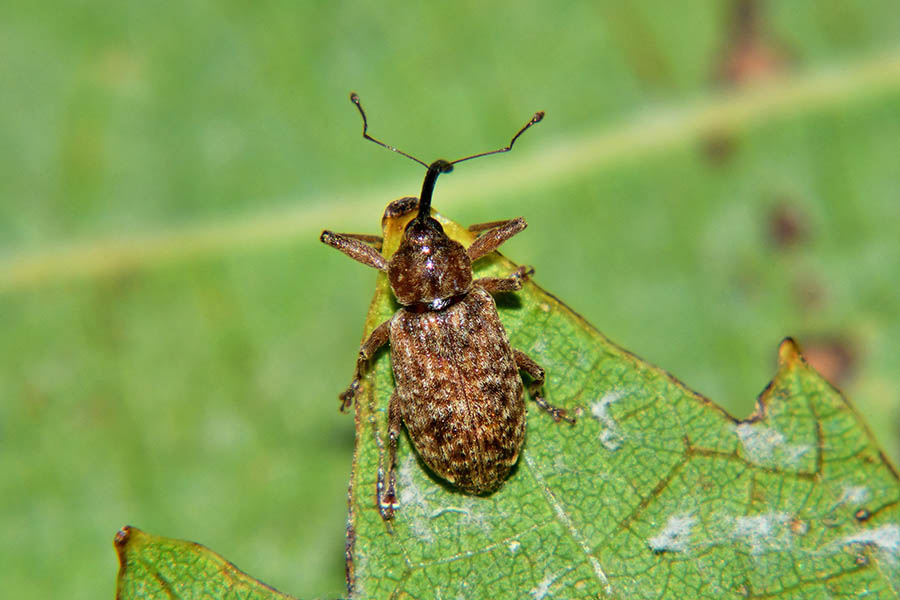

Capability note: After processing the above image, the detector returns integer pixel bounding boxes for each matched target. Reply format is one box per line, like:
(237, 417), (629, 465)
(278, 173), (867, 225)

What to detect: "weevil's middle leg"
(513, 349), (576, 425)
(377, 392), (403, 520)
(476, 265), (535, 294)
(466, 217), (527, 262)
(339, 320), (391, 411)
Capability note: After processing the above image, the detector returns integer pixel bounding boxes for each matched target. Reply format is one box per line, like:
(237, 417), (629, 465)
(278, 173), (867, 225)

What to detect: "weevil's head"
(387, 160), (472, 309)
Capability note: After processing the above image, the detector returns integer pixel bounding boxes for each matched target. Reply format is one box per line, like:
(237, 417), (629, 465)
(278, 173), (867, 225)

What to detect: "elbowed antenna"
(447, 110), (544, 166)
(350, 92), (428, 168)
(349, 92), (545, 222)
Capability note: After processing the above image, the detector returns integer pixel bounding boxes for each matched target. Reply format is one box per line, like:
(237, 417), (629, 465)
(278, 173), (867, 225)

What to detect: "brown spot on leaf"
(703, 0), (789, 165)
(789, 517), (808, 535)
(715, 0), (786, 88)
(700, 133), (738, 164)
(799, 336), (857, 389)
(768, 200), (809, 250)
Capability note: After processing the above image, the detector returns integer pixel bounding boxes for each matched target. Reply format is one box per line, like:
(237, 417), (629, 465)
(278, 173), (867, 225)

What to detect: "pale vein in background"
(2, 49), (900, 293)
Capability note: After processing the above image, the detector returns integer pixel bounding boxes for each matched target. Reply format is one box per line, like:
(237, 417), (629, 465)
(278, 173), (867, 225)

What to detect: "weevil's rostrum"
(321, 93), (573, 519)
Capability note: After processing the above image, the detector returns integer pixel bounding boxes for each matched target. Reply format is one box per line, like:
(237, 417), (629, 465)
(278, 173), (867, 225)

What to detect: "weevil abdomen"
(390, 286), (526, 493)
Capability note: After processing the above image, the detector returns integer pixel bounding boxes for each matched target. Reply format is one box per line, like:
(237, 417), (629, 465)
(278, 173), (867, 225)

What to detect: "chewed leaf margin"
(344, 201), (900, 599)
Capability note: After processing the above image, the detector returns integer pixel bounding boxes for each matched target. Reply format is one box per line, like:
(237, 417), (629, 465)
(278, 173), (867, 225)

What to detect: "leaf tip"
(113, 526), (142, 568)
(114, 526), (132, 555)
(777, 337), (803, 368)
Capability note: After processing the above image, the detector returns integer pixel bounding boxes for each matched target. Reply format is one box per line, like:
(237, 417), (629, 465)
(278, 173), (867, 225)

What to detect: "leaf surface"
(114, 526), (297, 600)
(346, 205), (900, 599)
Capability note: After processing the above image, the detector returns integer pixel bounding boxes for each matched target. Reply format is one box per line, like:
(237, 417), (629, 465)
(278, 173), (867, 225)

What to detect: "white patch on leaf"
(398, 454), (434, 542)
(508, 540), (521, 553)
(399, 458), (492, 534)
(840, 525), (900, 554)
(838, 486), (870, 506)
(733, 422), (810, 465)
(429, 506), (470, 519)
(590, 390), (626, 451)
(648, 514), (697, 553)
(529, 568), (571, 600)
(731, 513), (790, 554)
(733, 423), (782, 460)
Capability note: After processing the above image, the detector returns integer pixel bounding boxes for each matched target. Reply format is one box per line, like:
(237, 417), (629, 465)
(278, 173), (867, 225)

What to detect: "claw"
(556, 409), (576, 426)
(511, 265), (535, 281)
(339, 380), (359, 411)
(378, 491), (399, 520)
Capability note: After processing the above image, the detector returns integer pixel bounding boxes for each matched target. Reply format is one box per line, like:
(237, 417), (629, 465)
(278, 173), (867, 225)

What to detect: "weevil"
(321, 93), (574, 519)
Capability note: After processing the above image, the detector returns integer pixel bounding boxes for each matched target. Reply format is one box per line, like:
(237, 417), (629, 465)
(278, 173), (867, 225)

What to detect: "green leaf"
(114, 526), (297, 600)
(347, 206), (900, 599)
(4, 3), (900, 598)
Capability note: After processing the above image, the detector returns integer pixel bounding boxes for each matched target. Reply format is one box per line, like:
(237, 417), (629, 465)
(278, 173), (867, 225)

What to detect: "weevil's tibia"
(378, 393), (403, 520)
(320, 231), (388, 272)
(339, 320), (391, 411)
(468, 219), (522, 233)
(476, 265), (534, 294)
(466, 217), (527, 262)
(337, 232), (384, 251)
(513, 349), (576, 424)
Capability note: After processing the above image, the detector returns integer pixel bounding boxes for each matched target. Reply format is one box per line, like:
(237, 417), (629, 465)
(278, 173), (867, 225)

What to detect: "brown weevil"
(321, 93), (574, 519)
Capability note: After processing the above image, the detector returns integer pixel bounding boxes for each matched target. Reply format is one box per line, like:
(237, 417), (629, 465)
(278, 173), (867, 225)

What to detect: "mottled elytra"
(321, 93), (573, 520)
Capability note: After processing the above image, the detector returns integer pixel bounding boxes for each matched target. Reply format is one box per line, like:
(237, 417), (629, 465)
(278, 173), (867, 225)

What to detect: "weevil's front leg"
(339, 232), (384, 251)
(513, 349), (576, 425)
(466, 217), (527, 262)
(321, 230), (388, 271)
(339, 320), (391, 411)
(468, 219), (523, 233)
(377, 392), (403, 520)
(476, 265), (535, 293)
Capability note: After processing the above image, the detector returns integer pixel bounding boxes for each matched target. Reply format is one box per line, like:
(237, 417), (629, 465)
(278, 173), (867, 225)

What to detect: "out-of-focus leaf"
(114, 526), (297, 600)
(345, 205), (900, 599)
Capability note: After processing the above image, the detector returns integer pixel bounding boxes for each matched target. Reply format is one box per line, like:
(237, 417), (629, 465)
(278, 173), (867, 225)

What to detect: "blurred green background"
(2, 1), (899, 598)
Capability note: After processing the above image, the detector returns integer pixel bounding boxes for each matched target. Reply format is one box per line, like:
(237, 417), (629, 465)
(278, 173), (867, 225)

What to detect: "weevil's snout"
(388, 217), (472, 307)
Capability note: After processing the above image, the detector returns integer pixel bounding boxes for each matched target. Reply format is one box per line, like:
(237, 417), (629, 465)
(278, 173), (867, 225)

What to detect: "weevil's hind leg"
(321, 230), (388, 271)
(466, 217), (527, 262)
(339, 320), (391, 411)
(513, 349), (576, 425)
(476, 265), (535, 294)
(377, 392), (403, 520)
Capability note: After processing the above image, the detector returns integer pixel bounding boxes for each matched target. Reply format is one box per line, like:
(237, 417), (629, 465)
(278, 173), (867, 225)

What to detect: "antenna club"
(532, 111), (545, 123)
(350, 92), (360, 104)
